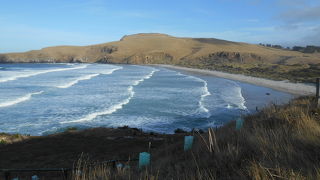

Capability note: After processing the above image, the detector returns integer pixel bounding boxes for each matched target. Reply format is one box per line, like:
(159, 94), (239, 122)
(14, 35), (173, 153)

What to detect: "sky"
(0, 0), (319, 53)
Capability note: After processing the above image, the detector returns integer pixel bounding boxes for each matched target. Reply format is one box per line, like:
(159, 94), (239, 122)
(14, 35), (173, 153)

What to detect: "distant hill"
(1, 33), (320, 82)
(0, 33), (318, 64)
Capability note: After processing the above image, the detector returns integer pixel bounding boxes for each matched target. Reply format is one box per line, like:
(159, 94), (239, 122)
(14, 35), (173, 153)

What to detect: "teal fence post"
(184, 136), (194, 151)
(138, 152), (150, 169)
(236, 118), (244, 130)
(31, 175), (39, 180)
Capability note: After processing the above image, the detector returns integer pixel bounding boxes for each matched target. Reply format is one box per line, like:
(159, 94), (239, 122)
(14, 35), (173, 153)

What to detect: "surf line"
(61, 69), (159, 124)
(224, 80), (248, 110)
(176, 72), (212, 117)
(103, 66), (123, 75)
(56, 73), (100, 88)
(0, 64), (89, 83)
(56, 66), (122, 89)
(0, 91), (44, 108)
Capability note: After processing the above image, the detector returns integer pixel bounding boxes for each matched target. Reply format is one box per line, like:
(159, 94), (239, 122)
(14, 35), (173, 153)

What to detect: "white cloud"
(279, 5), (320, 23)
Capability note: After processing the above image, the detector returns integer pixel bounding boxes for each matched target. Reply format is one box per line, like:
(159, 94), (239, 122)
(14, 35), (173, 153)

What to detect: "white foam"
(102, 67), (123, 75)
(133, 69), (158, 85)
(177, 72), (212, 117)
(0, 91), (43, 108)
(62, 86), (135, 124)
(56, 66), (122, 88)
(235, 85), (247, 110)
(56, 73), (100, 88)
(220, 80), (248, 110)
(61, 69), (158, 124)
(0, 64), (89, 83)
(199, 80), (211, 114)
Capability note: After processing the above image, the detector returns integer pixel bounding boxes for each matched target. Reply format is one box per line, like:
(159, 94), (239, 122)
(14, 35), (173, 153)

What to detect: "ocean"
(0, 63), (293, 135)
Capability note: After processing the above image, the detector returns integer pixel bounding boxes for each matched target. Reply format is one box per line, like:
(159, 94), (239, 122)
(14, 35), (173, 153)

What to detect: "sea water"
(0, 63), (293, 135)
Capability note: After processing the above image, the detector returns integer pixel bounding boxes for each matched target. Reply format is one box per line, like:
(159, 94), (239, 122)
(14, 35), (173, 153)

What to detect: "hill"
(1, 97), (320, 179)
(1, 33), (320, 82)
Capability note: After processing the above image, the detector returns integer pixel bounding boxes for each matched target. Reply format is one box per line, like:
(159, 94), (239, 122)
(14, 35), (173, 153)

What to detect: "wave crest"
(56, 73), (100, 88)
(0, 64), (89, 83)
(177, 72), (212, 118)
(61, 69), (158, 124)
(0, 91), (43, 108)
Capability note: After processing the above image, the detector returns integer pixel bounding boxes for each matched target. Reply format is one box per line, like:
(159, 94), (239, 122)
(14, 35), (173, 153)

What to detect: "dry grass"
(2, 33), (319, 83)
(2, 33), (319, 65)
(72, 97), (320, 179)
(0, 133), (30, 144)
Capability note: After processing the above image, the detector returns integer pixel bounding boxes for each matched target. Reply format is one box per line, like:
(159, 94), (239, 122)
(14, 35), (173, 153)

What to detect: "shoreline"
(1, 62), (315, 96)
(154, 64), (315, 96)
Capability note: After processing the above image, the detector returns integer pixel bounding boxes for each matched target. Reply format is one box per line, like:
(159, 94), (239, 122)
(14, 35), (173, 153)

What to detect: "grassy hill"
(1, 96), (320, 179)
(1, 33), (320, 82)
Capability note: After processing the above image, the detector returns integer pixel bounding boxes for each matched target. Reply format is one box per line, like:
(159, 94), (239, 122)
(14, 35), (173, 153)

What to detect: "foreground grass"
(73, 97), (320, 179)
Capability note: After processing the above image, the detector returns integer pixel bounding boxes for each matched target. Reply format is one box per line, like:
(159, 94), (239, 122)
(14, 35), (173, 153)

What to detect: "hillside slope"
(1, 97), (320, 179)
(1, 33), (319, 82)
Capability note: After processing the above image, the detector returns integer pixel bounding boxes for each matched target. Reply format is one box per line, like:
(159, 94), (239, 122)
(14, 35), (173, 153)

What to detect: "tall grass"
(72, 97), (320, 179)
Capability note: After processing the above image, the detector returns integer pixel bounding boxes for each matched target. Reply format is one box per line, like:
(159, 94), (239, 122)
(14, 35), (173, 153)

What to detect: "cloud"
(279, 5), (320, 23)
(302, 26), (320, 46)
(277, 0), (308, 7)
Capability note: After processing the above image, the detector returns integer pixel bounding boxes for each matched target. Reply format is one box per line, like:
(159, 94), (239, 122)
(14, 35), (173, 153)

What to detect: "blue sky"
(0, 0), (319, 53)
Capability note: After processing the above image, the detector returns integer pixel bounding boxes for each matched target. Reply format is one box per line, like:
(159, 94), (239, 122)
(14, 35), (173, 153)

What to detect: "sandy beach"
(155, 64), (316, 96)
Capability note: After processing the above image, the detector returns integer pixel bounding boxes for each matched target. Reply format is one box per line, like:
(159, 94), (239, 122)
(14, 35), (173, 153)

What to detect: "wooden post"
(317, 78), (320, 108)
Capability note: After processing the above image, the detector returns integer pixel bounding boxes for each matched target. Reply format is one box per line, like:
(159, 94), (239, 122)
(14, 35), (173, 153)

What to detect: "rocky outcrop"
(195, 51), (264, 64)
(0, 55), (9, 63)
(126, 52), (174, 64)
(98, 46), (118, 54)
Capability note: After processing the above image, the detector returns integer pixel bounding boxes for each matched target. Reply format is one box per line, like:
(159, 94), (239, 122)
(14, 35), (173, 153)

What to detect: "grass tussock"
(73, 97), (320, 180)
(0, 133), (30, 145)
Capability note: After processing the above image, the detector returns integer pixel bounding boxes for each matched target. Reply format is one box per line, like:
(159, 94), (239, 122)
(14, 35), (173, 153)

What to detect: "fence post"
(236, 118), (244, 130)
(316, 78), (320, 108)
(138, 152), (150, 169)
(31, 175), (39, 180)
(184, 136), (194, 151)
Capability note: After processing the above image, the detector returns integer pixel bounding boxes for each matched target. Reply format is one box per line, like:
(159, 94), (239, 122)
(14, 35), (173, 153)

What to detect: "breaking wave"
(56, 73), (100, 88)
(0, 64), (89, 83)
(177, 72), (212, 118)
(102, 67), (123, 75)
(61, 69), (158, 124)
(0, 91), (43, 108)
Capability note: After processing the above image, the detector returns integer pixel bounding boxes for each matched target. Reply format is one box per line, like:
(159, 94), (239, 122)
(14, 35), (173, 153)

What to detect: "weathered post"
(31, 175), (39, 180)
(317, 78), (320, 108)
(138, 152), (150, 169)
(183, 136), (194, 151)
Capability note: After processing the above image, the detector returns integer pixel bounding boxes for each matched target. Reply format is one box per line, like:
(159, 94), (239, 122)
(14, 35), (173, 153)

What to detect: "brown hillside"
(0, 33), (318, 65)
(1, 33), (320, 83)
